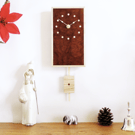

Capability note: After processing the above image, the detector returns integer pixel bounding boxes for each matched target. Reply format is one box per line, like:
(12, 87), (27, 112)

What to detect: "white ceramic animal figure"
(63, 115), (78, 125)
(19, 62), (37, 126)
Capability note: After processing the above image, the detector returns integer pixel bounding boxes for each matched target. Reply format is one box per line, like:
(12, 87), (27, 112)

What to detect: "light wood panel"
(0, 123), (134, 135)
(64, 76), (74, 93)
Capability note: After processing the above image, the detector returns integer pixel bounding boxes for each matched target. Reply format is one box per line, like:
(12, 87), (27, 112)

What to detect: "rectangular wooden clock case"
(51, 7), (85, 67)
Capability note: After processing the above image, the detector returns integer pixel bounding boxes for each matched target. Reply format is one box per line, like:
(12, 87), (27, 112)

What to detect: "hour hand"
(69, 20), (78, 26)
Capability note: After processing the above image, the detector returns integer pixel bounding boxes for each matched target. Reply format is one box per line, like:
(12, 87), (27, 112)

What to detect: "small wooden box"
(64, 76), (74, 93)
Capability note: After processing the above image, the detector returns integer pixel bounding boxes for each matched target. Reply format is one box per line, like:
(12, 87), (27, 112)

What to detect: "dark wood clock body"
(53, 8), (84, 66)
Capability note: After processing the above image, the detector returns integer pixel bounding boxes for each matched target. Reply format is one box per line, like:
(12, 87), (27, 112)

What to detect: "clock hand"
(58, 19), (68, 26)
(69, 20), (78, 26)
(58, 19), (71, 29)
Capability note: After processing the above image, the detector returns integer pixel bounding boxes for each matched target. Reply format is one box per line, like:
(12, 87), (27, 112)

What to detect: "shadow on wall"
(6, 65), (26, 123)
(53, 116), (62, 122)
(41, 12), (52, 68)
(87, 110), (98, 122)
(59, 77), (64, 93)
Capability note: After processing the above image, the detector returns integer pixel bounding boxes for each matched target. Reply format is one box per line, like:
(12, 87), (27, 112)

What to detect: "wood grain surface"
(53, 8), (84, 66)
(64, 76), (74, 93)
(0, 123), (135, 135)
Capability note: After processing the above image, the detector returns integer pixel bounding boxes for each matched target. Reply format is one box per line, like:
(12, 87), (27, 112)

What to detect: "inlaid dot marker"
(61, 15), (64, 17)
(79, 25), (82, 28)
(61, 36), (64, 38)
(55, 25), (58, 28)
(67, 37), (70, 40)
(57, 31), (59, 34)
(78, 19), (80, 22)
(78, 31), (80, 34)
(73, 15), (76, 17)
(73, 36), (76, 38)
(67, 13), (70, 16)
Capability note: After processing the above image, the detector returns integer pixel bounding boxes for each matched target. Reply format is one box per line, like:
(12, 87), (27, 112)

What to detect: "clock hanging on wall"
(52, 7), (85, 67)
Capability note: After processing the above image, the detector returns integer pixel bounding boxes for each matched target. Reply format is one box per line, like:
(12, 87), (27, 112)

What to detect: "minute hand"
(59, 19), (67, 26)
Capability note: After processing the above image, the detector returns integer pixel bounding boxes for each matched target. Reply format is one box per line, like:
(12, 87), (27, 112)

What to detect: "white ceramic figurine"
(63, 115), (78, 125)
(19, 62), (38, 126)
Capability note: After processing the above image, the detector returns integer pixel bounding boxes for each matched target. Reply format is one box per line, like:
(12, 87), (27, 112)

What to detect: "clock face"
(52, 8), (84, 66)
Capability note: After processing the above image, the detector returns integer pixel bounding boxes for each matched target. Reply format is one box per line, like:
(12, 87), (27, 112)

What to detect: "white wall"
(0, 0), (135, 123)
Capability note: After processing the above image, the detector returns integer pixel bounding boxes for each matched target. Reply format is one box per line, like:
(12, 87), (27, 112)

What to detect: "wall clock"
(51, 7), (85, 67)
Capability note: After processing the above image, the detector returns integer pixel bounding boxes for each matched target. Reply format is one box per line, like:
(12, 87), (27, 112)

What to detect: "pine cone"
(98, 107), (113, 126)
